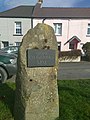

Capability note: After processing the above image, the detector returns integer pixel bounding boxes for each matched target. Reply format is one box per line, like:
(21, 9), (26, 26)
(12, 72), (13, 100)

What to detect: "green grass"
(58, 80), (90, 120)
(0, 79), (90, 120)
(0, 83), (15, 120)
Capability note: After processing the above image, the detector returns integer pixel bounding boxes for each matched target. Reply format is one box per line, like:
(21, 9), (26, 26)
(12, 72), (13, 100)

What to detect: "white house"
(0, 0), (90, 53)
(0, 6), (34, 48)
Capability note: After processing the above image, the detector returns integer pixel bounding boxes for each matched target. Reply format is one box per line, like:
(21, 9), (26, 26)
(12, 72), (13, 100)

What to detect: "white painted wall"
(59, 56), (81, 62)
(0, 18), (31, 48)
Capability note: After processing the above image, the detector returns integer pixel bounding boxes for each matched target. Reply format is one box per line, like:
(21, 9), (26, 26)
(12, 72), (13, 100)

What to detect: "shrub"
(82, 42), (90, 61)
(59, 49), (81, 58)
(82, 42), (90, 52)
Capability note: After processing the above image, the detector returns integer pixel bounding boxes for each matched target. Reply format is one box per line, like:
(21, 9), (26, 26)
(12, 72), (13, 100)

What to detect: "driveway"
(57, 62), (90, 80)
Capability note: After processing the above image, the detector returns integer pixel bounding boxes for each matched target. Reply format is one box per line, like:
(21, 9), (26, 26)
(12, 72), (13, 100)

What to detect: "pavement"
(57, 61), (90, 80)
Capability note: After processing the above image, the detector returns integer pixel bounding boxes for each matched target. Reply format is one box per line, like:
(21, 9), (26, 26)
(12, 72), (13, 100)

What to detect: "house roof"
(1, 3), (90, 19)
(33, 3), (90, 18)
(64, 36), (81, 45)
(0, 6), (34, 18)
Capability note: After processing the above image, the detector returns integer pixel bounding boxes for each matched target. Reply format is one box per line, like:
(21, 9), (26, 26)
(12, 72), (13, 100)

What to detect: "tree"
(82, 42), (90, 61)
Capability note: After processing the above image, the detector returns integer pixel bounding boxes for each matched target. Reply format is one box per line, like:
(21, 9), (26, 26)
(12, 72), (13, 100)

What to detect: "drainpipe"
(38, 0), (43, 4)
(67, 19), (70, 41)
(42, 18), (46, 23)
(31, 18), (33, 28)
(0, 34), (1, 49)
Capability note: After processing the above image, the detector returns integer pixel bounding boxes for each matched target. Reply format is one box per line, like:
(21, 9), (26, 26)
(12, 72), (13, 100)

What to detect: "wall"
(0, 17), (90, 51)
(33, 18), (90, 52)
(0, 18), (31, 48)
(59, 56), (81, 62)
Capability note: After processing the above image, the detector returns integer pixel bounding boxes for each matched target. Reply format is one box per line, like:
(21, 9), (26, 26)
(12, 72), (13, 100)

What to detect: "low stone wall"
(59, 56), (81, 62)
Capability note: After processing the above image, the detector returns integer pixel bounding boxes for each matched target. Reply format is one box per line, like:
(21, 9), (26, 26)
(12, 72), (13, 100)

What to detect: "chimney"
(38, 0), (43, 4)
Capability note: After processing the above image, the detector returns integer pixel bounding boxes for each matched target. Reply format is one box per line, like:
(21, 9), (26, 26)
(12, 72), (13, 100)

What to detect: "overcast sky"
(0, 0), (90, 12)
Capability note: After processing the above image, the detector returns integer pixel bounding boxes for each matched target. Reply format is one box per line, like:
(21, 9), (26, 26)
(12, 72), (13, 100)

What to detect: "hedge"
(59, 49), (81, 58)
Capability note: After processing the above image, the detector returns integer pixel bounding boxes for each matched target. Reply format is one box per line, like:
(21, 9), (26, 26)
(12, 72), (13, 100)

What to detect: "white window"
(87, 24), (90, 35)
(15, 22), (22, 35)
(54, 23), (62, 35)
(15, 42), (21, 46)
(2, 41), (9, 47)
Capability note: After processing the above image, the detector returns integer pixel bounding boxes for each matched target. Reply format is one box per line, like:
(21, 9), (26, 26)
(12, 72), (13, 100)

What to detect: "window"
(58, 42), (61, 51)
(15, 42), (21, 46)
(87, 24), (90, 35)
(54, 23), (62, 35)
(69, 41), (78, 50)
(69, 42), (74, 49)
(2, 41), (9, 47)
(15, 22), (22, 35)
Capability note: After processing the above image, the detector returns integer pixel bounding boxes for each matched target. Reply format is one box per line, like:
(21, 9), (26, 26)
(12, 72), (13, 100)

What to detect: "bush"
(82, 42), (90, 52)
(59, 49), (81, 58)
(82, 42), (90, 61)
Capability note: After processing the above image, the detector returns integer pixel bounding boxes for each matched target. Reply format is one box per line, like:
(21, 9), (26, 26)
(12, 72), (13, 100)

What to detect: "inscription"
(27, 49), (55, 67)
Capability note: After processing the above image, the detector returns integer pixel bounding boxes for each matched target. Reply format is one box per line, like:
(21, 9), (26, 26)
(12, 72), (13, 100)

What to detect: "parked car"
(0, 53), (17, 83)
(0, 46), (19, 54)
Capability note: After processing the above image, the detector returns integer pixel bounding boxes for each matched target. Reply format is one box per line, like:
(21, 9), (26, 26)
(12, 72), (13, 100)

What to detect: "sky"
(0, 0), (90, 12)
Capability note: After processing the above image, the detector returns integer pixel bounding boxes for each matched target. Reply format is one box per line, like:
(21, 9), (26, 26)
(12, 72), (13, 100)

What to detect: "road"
(57, 62), (90, 80)
(7, 62), (90, 82)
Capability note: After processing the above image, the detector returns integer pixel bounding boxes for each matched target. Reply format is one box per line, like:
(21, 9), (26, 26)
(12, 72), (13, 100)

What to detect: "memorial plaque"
(27, 49), (55, 67)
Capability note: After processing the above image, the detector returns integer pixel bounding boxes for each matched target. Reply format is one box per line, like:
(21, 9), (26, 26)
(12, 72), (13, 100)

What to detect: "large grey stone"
(14, 23), (59, 120)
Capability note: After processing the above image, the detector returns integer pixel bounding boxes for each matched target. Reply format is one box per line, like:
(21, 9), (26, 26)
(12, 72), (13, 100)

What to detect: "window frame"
(14, 22), (22, 36)
(15, 42), (21, 46)
(87, 23), (90, 35)
(69, 42), (74, 49)
(53, 23), (62, 35)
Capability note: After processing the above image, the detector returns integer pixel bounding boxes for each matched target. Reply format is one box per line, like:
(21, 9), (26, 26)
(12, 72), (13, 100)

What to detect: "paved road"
(8, 62), (90, 82)
(57, 62), (90, 80)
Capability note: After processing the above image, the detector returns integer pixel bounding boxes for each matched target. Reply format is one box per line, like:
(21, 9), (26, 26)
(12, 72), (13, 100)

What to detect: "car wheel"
(0, 66), (8, 83)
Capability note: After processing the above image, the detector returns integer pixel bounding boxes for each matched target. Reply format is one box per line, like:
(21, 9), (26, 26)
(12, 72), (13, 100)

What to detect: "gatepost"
(14, 23), (59, 120)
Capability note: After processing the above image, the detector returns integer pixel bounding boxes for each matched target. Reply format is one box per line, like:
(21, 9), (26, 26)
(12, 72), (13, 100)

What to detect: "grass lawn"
(58, 80), (90, 120)
(0, 79), (90, 120)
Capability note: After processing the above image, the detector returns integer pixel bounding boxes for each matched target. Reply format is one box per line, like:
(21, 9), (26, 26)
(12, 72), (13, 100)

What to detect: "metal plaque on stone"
(27, 49), (56, 67)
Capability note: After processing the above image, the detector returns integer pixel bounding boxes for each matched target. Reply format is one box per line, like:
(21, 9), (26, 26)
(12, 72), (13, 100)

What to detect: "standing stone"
(14, 23), (59, 120)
